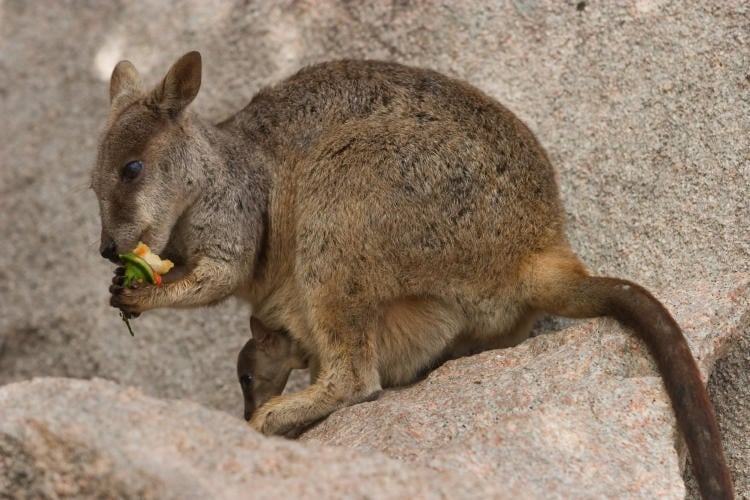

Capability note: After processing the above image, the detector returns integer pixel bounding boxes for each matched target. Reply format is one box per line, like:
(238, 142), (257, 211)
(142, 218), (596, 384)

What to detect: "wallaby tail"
(526, 253), (733, 499)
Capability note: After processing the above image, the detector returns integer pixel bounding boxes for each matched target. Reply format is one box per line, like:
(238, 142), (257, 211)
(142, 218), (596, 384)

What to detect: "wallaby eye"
(122, 160), (143, 181)
(240, 374), (253, 389)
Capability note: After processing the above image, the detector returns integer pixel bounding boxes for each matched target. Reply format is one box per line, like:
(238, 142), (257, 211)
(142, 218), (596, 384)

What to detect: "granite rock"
(2, 0), (748, 497)
(0, 378), (499, 499)
(1, 277), (747, 498)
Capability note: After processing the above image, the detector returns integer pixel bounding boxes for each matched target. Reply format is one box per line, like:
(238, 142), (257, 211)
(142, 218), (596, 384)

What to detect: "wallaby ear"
(149, 51), (202, 115)
(109, 60), (144, 104)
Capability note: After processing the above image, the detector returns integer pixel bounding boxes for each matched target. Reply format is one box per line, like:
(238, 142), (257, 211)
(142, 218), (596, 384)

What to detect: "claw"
(110, 294), (122, 308)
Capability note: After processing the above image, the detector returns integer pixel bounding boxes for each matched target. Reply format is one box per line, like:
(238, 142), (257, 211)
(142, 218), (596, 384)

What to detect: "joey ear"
(250, 317), (276, 350)
(110, 60), (144, 104)
(149, 51), (202, 116)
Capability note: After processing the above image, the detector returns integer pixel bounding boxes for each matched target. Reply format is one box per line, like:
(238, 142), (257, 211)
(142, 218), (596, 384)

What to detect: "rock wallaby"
(92, 51), (732, 498)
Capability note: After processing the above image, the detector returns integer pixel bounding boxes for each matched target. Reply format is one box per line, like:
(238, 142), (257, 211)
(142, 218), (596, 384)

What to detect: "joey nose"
(243, 399), (255, 421)
(100, 239), (118, 262)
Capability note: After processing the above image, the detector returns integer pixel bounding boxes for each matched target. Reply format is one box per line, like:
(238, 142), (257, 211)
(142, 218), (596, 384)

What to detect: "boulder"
(0, 378), (498, 499)
(1, 276), (747, 498)
(2, 0), (748, 496)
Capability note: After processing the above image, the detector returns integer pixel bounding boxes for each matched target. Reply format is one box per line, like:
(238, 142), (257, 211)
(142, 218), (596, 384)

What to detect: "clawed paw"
(249, 407), (302, 436)
(249, 408), (275, 435)
(109, 277), (153, 314)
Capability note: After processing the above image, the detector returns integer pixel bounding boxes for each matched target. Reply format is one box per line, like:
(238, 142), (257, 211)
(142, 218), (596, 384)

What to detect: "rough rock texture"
(1, 0), (748, 497)
(0, 378), (499, 499)
(1, 278), (747, 498)
(685, 311), (750, 498)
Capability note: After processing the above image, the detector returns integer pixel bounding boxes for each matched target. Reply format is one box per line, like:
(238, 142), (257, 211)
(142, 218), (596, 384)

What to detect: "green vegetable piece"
(117, 252), (156, 336)
(119, 253), (157, 285)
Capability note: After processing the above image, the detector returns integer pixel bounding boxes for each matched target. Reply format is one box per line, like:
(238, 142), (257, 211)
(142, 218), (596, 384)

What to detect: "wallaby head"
(237, 317), (308, 421)
(91, 51), (205, 260)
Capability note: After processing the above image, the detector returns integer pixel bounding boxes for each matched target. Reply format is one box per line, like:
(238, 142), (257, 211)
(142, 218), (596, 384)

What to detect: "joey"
(93, 52), (733, 499)
(237, 317), (313, 422)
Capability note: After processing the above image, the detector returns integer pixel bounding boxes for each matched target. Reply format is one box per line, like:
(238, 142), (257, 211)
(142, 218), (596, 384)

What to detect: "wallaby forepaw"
(109, 282), (154, 314)
(248, 407), (280, 435)
(249, 404), (309, 436)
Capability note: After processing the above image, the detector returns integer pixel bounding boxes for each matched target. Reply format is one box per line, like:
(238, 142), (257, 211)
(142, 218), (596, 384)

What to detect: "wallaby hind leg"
(249, 305), (382, 436)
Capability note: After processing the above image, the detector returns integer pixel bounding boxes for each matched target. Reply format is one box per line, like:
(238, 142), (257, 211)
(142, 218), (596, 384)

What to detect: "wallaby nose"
(100, 239), (118, 261)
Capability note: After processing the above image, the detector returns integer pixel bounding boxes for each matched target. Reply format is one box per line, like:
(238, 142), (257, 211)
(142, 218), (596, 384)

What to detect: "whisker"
(72, 181), (94, 194)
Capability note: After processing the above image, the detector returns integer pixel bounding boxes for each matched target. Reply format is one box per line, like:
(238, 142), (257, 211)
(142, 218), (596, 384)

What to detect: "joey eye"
(122, 160), (143, 180)
(240, 374), (253, 388)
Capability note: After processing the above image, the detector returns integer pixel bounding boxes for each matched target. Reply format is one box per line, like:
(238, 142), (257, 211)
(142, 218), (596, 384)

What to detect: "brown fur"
(92, 52), (732, 499)
(237, 307), (526, 425)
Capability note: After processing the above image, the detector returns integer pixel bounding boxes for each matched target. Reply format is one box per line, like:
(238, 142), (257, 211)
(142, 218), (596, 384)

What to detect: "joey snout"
(239, 374), (255, 421)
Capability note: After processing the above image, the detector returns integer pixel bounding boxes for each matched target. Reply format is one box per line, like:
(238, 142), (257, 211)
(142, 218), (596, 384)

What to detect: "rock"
(2, 0), (749, 496)
(685, 307), (750, 498)
(1, 276), (747, 498)
(0, 378), (499, 499)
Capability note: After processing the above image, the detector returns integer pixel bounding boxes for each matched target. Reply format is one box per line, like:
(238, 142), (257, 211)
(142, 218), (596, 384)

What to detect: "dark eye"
(122, 160), (143, 181)
(240, 374), (253, 389)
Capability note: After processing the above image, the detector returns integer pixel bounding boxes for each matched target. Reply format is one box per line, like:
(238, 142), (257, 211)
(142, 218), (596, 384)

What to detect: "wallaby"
(93, 51), (732, 498)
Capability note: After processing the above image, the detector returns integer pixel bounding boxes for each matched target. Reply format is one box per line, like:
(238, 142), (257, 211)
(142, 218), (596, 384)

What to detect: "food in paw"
(116, 242), (173, 335)
(131, 242), (174, 276)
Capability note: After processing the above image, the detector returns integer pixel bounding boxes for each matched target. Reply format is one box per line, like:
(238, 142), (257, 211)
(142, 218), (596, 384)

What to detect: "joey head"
(237, 317), (311, 421)
(93, 51), (733, 499)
